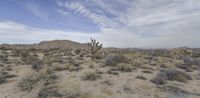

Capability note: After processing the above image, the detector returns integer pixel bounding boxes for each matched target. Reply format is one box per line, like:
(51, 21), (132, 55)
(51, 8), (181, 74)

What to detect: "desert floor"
(0, 48), (200, 98)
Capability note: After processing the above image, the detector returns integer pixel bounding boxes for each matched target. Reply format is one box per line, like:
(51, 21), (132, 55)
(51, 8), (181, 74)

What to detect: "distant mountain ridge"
(0, 40), (88, 49)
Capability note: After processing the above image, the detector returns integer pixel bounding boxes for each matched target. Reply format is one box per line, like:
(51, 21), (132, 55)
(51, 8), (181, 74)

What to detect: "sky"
(0, 0), (200, 48)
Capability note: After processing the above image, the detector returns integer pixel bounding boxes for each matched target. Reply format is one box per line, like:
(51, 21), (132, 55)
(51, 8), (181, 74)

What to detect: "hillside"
(0, 40), (87, 49)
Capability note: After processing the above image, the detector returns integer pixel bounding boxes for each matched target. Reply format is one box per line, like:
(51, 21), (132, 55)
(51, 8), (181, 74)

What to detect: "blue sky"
(0, 0), (200, 48)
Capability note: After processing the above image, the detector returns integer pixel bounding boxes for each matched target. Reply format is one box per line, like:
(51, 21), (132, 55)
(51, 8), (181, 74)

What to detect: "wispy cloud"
(26, 3), (49, 21)
(58, 1), (124, 29)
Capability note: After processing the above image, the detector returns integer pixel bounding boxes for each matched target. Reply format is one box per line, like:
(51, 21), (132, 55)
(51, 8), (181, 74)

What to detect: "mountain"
(0, 40), (87, 49)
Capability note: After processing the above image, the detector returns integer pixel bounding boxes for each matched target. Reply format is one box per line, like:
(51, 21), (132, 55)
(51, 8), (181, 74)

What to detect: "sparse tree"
(88, 38), (103, 59)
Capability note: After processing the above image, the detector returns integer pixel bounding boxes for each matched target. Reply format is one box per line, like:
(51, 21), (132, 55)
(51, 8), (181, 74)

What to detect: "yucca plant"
(88, 38), (103, 59)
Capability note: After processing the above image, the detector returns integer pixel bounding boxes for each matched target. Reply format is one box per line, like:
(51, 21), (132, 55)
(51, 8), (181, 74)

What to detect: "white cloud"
(0, 20), (92, 44)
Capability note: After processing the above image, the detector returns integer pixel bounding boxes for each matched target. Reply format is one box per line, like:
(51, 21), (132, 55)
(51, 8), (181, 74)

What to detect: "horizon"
(0, 0), (200, 48)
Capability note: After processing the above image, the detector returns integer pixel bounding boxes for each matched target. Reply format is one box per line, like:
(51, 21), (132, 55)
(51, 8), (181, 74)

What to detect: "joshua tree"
(88, 38), (103, 59)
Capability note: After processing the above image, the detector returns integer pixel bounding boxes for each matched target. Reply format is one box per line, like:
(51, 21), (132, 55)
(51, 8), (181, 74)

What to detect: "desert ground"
(0, 40), (200, 98)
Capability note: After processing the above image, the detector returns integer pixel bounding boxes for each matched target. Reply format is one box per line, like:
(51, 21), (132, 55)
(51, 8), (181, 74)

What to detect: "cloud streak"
(55, 0), (200, 48)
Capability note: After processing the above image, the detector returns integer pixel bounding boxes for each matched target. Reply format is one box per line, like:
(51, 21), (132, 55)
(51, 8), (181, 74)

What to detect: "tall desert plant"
(88, 38), (103, 59)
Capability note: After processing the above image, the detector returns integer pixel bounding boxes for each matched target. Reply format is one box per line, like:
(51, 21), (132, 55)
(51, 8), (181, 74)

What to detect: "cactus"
(88, 38), (103, 59)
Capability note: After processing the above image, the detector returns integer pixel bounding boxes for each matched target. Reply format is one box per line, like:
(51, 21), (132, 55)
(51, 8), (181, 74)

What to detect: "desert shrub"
(107, 70), (119, 75)
(161, 86), (190, 98)
(151, 72), (167, 85)
(104, 54), (129, 66)
(81, 71), (101, 81)
(18, 76), (34, 91)
(116, 63), (133, 72)
(141, 70), (153, 74)
(151, 69), (192, 85)
(160, 64), (168, 68)
(0, 51), (8, 63)
(131, 61), (142, 67)
(176, 63), (192, 72)
(101, 80), (113, 86)
(63, 92), (80, 98)
(183, 57), (200, 66)
(75, 49), (81, 54)
(22, 54), (39, 65)
(176, 57), (200, 71)
(0, 71), (17, 84)
(38, 86), (62, 98)
(68, 65), (80, 71)
(136, 76), (147, 80)
(123, 84), (134, 94)
(18, 68), (56, 91)
(37, 71), (59, 98)
(32, 59), (43, 71)
(43, 72), (58, 86)
(163, 69), (192, 82)
(192, 50), (200, 58)
(94, 54), (103, 59)
(18, 71), (46, 91)
(68, 57), (77, 66)
(0, 72), (6, 84)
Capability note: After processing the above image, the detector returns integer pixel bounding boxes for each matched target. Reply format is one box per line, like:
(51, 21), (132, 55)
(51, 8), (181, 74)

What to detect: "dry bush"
(32, 59), (43, 71)
(0, 71), (16, 84)
(0, 72), (6, 84)
(81, 71), (101, 81)
(116, 63), (133, 72)
(38, 86), (62, 98)
(176, 57), (200, 72)
(151, 69), (192, 85)
(18, 66), (57, 91)
(136, 75), (147, 80)
(104, 54), (129, 66)
(151, 72), (167, 85)
(18, 71), (48, 91)
(75, 49), (82, 54)
(123, 84), (135, 94)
